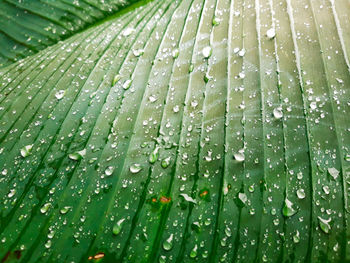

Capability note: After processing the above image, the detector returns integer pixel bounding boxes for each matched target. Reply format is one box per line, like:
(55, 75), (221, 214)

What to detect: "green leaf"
(0, 0), (350, 262)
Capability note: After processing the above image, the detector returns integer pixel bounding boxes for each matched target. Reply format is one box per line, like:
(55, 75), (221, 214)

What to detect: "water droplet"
(238, 193), (247, 205)
(212, 16), (220, 26)
(323, 185), (330, 195)
(123, 27), (135, 37)
(172, 49), (179, 59)
(238, 48), (246, 57)
(266, 28), (276, 39)
(55, 90), (66, 100)
(238, 72), (245, 79)
(48, 230), (55, 239)
(225, 226), (232, 237)
(133, 49), (144, 57)
(105, 166), (114, 176)
(328, 167), (339, 180)
(45, 240), (52, 249)
(40, 203), (51, 214)
(162, 234), (173, 251)
(20, 144), (33, 158)
(60, 206), (71, 214)
(202, 46), (212, 58)
(123, 80), (132, 90)
(273, 107), (283, 119)
(130, 163), (142, 174)
(296, 189), (305, 199)
(161, 157), (171, 168)
(180, 193), (197, 204)
(293, 230), (300, 243)
(7, 189), (16, 198)
(189, 64), (194, 73)
(318, 216), (331, 234)
(191, 100), (198, 108)
(190, 244), (198, 258)
(345, 154), (350, 162)
(310, 101), (317, 110)
(68, 149), (86, 161)
(173, 105), (180, 113)
(159, 255), (166, 263)
(282, 198), (297, 217)
(113, 218), (125, 235)
(112, 74), (121, 85)
(149, 146), (160, 164)
(233, 149), (245, 162)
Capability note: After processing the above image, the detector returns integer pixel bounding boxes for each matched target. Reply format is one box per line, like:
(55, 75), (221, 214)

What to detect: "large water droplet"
(202, 46), (212, 58)
(149, 146), (160, 164)
(282, 198), (297, 217)
(233, 149), (245, 162)
(130, 163), (142, 174)
(266, 28), (276, 39)
(318, 216), (331, 234)
(68, 149), (86, 161)
(20, 144), (33, 158)
(180, 193), (197, 204)
(273, 107), (283, 119)
(293, 230), (300, 243)
(328, 167), (339, 180)
(161, 157), (171, 168)
(172, 49), (179, 59)
(112, 74), (121, 85)
(123, 80), (132, 90)
(190, 244), (198, 258)
(113, 218), (125, 235)
(55, 90), (66, 100)
(296, 189), (305, 199)
(105, 166), (114, 176)
(40, 203), (51, 214)
(162, 234), (173, 251)
(60, 206), (71, 214)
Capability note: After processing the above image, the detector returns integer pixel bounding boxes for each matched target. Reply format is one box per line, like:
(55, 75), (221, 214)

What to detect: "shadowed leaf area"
(0, 0), (350, 262)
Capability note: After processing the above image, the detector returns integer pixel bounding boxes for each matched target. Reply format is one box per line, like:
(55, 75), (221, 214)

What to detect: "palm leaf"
(0, 0), (350, 262)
